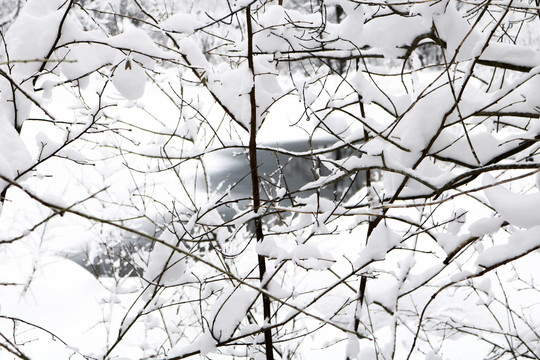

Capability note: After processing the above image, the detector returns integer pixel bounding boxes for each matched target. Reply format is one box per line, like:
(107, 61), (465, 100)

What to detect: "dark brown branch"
(246, 5), (275, 360)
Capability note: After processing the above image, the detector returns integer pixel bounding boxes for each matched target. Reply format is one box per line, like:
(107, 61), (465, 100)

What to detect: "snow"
(433, 3), (483, 61)
(178, 37), (210, 68)
(208, 286), (255, 341)
(111, 56), (147, 100)
(143, 230), (188, 289)
(255, 236), (285, 259)
(432, 129), (513, 166)
(350, 71), (379, 105)
(436, 233), (462, 255)
(160, 12), (203, 34)
(0, 117), (32, 196)
(338, 6), (365, 44)
(292, 243), (334, 270)
(345, 333), (360, 359)
(0, 0), (67, 133)
(107, 27), (167, 60)
(3, 4), (64, 77)
(0, 257), (110, 358)
(483, 174), (540, 228)
(59, 41), (116, 82)
(394, 82), (455, 153)
(198, 331), (218, 356)
(482, 42), (540, 69)
(362, 15), (431, 58)
(356, 223), (401, 266)
(207, 64), (253, 128)
(255, 5), (323, 53)
(477, 225), (540, 269)
(468, 217), (505, 237)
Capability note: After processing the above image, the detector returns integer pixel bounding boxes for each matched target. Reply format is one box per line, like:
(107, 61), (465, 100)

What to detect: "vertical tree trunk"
(246, 6), (275, 360)
(349, 97), (372, 357)
(335, 5), (346, 74)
